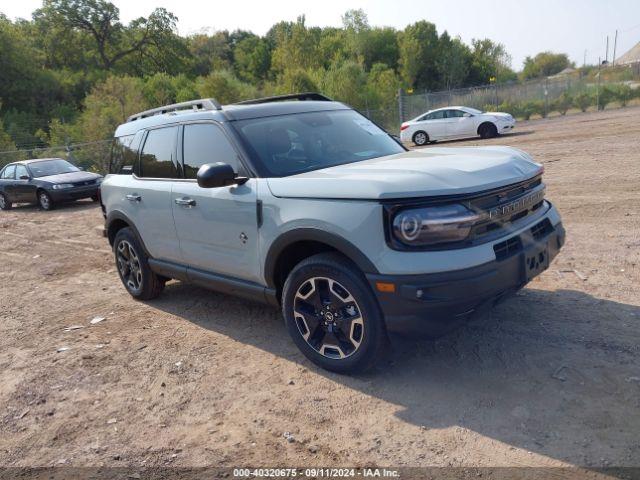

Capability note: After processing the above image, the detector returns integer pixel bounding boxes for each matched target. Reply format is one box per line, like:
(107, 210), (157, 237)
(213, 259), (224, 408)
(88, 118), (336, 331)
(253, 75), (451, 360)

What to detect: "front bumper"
(366, 219), (565, 330)
(48, 184), (100, 202)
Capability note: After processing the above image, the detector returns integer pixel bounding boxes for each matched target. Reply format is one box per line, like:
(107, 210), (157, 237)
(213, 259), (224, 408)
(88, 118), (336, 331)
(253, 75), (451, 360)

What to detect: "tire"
(412, 130), (429, 146)
(282, 252), (389, 374)
(113, 227), (165, 300)
(37, 190), (54, 210)
(0, 192), (12, 210)
(91, 194), (99, 202)
(479, 123), (498, 139)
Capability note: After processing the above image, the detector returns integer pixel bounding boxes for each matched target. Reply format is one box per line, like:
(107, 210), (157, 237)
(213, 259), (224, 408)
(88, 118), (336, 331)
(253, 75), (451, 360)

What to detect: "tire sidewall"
(282, 255), (386, 373)
(38, 191), (53, 210)
(113, 227), (154, 299)
(413, 131), (429, 146)
(0, 193), (10, 210)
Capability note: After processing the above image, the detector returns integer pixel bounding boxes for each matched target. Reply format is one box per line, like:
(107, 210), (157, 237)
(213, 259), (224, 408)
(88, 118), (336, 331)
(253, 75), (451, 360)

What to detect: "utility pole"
(612, 30), (618, 66)
(597, 57), (601, 110)
(605, 36), (609, 64)
(583, 50), (587, 68)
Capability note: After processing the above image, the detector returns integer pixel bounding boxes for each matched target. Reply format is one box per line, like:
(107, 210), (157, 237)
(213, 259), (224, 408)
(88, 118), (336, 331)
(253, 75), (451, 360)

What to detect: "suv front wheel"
(113, 227), (165, 300)
(282, 253), (388, 373)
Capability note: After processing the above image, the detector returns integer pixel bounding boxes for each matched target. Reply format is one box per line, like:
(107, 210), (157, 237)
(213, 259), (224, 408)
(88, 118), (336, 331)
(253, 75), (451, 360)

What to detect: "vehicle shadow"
(409, 131), (535, 149)
(151, 284), (640, 467)
(8, 199), (99, 212)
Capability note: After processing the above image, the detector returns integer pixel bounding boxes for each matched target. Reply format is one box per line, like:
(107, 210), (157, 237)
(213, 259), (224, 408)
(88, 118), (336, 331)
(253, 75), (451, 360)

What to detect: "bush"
(573, 92), (592, 112)
(552, 92), (573, 115)
(519, 101), (539, 120)
(612, 84), (633, 107)
(597, 86), (616, 110)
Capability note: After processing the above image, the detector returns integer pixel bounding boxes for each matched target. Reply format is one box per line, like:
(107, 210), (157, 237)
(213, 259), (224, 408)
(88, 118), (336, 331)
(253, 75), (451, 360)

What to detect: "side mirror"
(197, 162), (248, 189)
(19, 175), (30, 180)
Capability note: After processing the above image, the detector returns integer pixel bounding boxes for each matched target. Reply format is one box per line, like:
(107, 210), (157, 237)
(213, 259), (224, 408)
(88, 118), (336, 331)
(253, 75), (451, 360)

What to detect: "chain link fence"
(399, 63), (640, 124)
(0, 140), (112, 173)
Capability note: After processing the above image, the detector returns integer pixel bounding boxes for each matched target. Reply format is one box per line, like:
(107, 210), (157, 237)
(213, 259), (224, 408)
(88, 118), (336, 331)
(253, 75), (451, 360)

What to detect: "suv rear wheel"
(282, 253), (388, 373)
(113, 227), (165, 300)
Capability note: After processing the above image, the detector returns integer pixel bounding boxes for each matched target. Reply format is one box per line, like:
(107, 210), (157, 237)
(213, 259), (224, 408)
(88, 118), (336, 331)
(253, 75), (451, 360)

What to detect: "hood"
(37, 171), (102, 184)
(266, 146), (541, 200)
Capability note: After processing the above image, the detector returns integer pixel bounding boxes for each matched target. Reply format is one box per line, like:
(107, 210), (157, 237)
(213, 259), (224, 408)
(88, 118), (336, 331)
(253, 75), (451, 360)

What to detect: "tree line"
(0, 0), (576, 153)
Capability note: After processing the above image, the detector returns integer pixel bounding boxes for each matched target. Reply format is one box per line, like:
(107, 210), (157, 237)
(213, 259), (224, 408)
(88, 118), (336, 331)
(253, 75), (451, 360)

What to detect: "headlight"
(52, 183), (74, 189)
(392, 204), (481, 247)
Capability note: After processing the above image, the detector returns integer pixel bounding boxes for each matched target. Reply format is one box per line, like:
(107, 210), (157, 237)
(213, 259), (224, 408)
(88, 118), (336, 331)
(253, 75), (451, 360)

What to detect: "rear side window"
(139, 127), (179, 179)
(110, 135), (134, 173)
(182, 123), (239, 179)
(1, 165), (15, 179)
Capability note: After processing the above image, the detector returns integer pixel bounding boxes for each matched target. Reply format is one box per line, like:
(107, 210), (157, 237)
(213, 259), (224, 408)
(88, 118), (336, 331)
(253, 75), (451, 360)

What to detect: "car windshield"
(233, 109), (405, 177)
(29, 159), (80, 178)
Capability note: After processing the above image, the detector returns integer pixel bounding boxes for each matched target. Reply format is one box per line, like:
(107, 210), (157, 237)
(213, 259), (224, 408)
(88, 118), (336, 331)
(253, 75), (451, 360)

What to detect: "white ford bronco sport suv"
(101, 93), (565, 373)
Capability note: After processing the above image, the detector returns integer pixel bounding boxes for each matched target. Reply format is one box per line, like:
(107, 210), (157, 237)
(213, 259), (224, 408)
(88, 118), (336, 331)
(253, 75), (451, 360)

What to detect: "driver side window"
(182, 123), (239, 180)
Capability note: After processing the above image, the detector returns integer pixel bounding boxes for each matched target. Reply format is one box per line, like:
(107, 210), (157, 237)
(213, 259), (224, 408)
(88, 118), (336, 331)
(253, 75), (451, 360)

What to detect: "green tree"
(36, 0), (183, 72)
(320, 61), (367, 109)
(187, 31), (232, 76)
(398, 21), (439, 90)
(521, 51), (572, 80)
(234, 36), (271, 83)
(197, 70), (257, 104)
(275, 69), (318, 94)
(436, 32), (471, 89)
(468, 39), (515, 85)
(271, 16), (322, 74)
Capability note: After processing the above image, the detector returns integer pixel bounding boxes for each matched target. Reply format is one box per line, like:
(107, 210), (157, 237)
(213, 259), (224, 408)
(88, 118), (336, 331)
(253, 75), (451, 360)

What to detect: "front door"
(127, 125), (182, 263)
(14, 164), (37, 202)
(171, 122), (260, 283)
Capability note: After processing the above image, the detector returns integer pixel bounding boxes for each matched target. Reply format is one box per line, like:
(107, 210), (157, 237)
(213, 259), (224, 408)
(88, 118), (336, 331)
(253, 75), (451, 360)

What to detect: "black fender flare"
(263, 228), (379, 289)
(105, 210), (150, 256)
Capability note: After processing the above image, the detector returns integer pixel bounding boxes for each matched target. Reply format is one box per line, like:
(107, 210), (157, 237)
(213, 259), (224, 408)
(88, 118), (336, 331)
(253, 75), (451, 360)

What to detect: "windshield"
(233, 109), (405, 177)
(29, 159), (80, 178)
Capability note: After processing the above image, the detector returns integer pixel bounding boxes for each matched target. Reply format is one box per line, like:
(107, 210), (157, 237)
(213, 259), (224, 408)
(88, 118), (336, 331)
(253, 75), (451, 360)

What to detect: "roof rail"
(127, 98), (222, 122)
(233, 92), (333, 106)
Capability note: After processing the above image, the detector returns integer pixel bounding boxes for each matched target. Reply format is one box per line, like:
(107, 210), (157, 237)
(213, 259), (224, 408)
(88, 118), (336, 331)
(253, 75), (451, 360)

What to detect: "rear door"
(14, 164), (37, 202)
(126, 126), (182, 263)
(171, 122), (260, 283)
(0, 165), (17, 201)
(421, 110), (447, 139)
(444, 109), (475, 137)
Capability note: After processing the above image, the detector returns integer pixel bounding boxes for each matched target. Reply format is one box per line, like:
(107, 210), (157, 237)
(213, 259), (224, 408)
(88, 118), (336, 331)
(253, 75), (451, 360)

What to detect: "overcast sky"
(1, 0), (639, 69)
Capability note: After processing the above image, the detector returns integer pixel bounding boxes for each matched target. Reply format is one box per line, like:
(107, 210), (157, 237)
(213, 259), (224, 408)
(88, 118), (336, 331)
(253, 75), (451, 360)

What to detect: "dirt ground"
(1, 106), (639, 473)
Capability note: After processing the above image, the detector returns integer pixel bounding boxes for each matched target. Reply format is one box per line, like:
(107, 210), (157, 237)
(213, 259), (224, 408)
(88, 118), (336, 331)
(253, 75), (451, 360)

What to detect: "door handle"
(126, 194), (141, 202)
(174, 197), (196, 207)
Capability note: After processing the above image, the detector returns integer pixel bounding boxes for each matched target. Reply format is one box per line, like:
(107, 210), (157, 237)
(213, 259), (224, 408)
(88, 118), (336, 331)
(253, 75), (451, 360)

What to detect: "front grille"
(468, 176), (545, 240)
(493, 236), (523, 261)
(73, 180), (96, 187)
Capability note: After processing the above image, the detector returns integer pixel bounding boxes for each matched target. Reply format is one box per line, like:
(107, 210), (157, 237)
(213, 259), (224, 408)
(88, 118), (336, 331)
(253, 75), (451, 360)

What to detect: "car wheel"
(479, 123), (498, 139)
(0, 193), (12, 210)
(38, 190), (54, 210)
(113, 227), (165, 300)
(412, 131), (429, 146)
(282, 252), (389, 374)
(91, 194), (99, 202)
